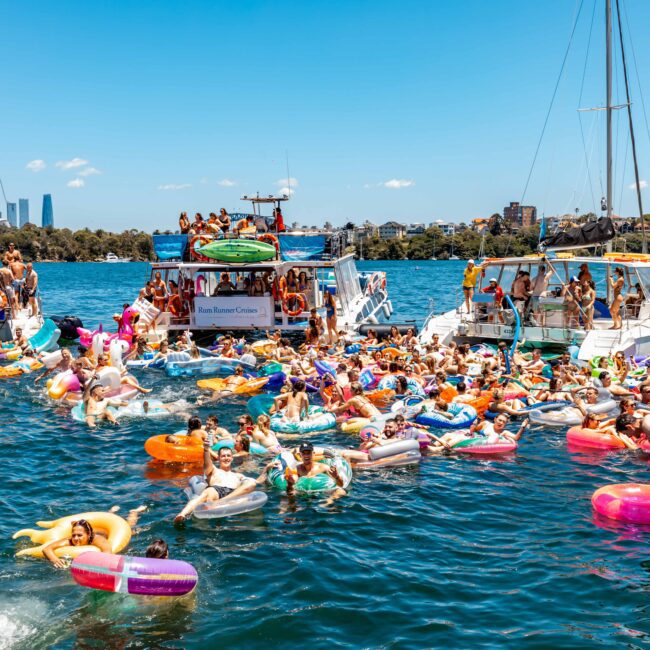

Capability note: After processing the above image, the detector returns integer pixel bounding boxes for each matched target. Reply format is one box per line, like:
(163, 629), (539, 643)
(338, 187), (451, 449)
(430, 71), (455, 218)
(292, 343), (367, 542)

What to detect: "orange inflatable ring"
(455, 393), (491, 414)
(258, 233), (279, 254)
(190, 235), (212, 262)
(282, 293), (306, 316)
(439, 386), (458, 403)
(382, 347), (405, 359)
(144, 434), (203, 463)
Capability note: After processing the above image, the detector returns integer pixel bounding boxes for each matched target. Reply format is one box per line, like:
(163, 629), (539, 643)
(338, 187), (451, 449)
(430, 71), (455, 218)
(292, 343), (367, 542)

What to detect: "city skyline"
(2, 1), (650, 231)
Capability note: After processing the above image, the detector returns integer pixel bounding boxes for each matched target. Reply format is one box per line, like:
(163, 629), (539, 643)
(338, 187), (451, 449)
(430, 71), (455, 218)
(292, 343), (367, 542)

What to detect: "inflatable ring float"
(72, 551), (198, 596)
(415, 402), (477, 429)
(270, 406), (336, 434)
(592, 483), (650, 524)
(189, 234), (213, 262)
(452, 437), (517, 455)
(282, 293), (306, 317)
(183, 475), (268, 518)
(565, 426), (626, 450)
(13, 511), (131, 558)
(257, 233), (280, 254)
(268, 451), (352, 494)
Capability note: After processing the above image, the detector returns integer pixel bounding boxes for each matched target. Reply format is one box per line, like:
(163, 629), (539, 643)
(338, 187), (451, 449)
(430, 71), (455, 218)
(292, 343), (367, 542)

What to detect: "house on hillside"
(378, 221), (406, 239)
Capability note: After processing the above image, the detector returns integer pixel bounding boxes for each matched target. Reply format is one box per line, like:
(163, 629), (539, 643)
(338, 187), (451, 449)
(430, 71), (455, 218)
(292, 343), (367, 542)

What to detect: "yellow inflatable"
(251, 339), (277, 358)
(196, 376), (269, 395)
(340, 417), (372, 434)
(13, 511), (131, 559)
(0, 358), (43, 378)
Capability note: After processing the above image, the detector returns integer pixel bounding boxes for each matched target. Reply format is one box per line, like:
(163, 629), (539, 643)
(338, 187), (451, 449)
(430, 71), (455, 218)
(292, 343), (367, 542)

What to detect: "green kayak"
(199, 239), (276, 263)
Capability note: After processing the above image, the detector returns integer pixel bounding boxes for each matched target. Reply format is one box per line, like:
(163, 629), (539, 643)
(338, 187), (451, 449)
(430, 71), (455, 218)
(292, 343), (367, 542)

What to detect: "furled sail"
(539, 217), (615, 252)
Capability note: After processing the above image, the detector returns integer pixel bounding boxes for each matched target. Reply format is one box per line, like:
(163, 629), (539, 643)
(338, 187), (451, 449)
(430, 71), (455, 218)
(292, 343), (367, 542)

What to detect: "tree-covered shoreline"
(0, 225), (154, 262)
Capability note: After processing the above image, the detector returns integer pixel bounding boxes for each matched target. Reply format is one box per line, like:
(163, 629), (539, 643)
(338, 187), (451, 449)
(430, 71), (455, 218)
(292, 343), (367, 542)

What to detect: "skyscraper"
(6, 202), (17, 228)
(42, 194), (54, 228)
(18, 199), (29, 227)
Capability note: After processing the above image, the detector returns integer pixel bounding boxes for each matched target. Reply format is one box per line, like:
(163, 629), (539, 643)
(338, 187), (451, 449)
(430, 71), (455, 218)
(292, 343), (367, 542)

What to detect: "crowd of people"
(178, 208), (286, 236)
(461, 259), (644, 330)
(0, 242), (39, 317)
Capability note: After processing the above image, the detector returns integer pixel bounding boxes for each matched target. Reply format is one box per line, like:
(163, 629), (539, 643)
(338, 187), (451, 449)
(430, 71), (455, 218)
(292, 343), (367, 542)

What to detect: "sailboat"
(449, 239), (460, 260)
(419, 0), (650, 361)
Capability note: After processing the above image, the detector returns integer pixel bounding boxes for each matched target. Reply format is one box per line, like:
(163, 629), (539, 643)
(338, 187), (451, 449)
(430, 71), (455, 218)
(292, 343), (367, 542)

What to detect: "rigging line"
(519, 0), (586, 206)
(577, 0), (598, 212)
(621, 0), (650, 149)
(616, 0), (646, 251)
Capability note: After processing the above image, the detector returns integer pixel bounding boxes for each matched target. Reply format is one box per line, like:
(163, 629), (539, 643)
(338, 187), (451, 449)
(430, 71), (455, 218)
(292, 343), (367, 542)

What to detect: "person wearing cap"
(561, 276), (582, 328)
(481, 277), (504, 324)
(577, 262), (592, 284)
(461, 259), (486, 313)
(285, 441), (346, 498)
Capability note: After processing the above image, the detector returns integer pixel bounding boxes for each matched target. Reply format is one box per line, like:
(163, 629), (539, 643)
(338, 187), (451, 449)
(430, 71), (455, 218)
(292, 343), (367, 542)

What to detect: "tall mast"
(605, 0), (613, 251)
(615, 0), (647, 253)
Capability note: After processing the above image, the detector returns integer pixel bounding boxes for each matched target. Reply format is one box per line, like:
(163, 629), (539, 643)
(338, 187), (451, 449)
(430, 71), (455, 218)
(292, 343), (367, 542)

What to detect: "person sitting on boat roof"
(218, 208), (231, 233)
(179, 211), (191, 234)
(213, 272), (236, 296)
(234, 214), (256, 236)
(191, 213), (205, 233)
(205, 213), (222, 234)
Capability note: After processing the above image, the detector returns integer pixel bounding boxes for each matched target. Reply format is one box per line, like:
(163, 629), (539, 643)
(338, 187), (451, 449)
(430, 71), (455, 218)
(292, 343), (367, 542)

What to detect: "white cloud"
(383, 178), (415, 189)
(278, 186), (295, 196)
(56, 157), (89, 170)
(67, 178), (85, 188)
(78, 166), (101, 177)
(26, 159), (46, 172)
(157, 183), (191, 190)
(276, 177), (299, 188)
(629, 180), (648, 190)
(218, 178), (237, 187)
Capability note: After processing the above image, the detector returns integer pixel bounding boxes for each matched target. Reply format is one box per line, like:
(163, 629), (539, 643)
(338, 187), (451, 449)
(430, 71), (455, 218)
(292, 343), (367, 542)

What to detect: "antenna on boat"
(285, 150), (292, 200)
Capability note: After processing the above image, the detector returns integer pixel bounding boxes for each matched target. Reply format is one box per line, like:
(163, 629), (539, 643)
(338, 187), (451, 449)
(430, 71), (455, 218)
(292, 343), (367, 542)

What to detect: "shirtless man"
(82, 383), (128, 428)
(174, 439), (271, 524)
(197, 366), (247, 404)
(0, 260), (16, 312)
(273, 379), (309, 421)
(251, 414), (282, 453)
(3, 242), (22, 264)
(23, 263), (38, 315)
(472, 414), (529, 444)
(10, 256), (26, 302)
(34, 348), (73, 383)
(11, 327), (30, 353)
(329, 382), (381, 419)
(285, 441), (346, 498)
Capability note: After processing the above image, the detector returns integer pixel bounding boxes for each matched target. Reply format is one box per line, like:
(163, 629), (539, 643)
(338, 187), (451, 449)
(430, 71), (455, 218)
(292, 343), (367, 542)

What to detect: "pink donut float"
(592, 483), (650, 524)
(566, 426), (626, 450)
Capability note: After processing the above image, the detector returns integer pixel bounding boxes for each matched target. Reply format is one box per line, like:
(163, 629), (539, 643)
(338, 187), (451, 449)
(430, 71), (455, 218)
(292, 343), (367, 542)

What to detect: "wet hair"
(428, 389), (440, 399)
(71, 519), (94, 544)
(615, 413), (636, 433)
(292, 379), (306, 396)
(238, 434), (251, 452)
(435, 400), (448, 412)
(388, 362), (399, 373)
(145, 539), (169, 559)
(187, 416), (202, 433)
(350, 381), (364, 395)
(598, 371), (610, 381)
(456, 381), (466, 393)
(396, 376), (408, 391)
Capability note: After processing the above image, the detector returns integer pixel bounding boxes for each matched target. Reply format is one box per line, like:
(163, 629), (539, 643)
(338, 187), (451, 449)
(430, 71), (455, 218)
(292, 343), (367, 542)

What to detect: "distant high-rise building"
(18, 199), (29, 227)
(42, 194), (54, 228)
(6, 202), (17, 228)
(503, 201), (537, 228)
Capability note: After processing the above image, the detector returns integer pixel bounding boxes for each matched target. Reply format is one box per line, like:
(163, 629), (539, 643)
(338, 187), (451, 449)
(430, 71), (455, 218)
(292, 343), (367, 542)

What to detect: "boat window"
(634, 267), (650, 296)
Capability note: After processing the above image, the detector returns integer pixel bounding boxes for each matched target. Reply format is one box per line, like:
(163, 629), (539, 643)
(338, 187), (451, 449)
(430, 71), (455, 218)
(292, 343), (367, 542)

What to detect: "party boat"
(139, 194), (393, 339)
(419, 0), (650, 360)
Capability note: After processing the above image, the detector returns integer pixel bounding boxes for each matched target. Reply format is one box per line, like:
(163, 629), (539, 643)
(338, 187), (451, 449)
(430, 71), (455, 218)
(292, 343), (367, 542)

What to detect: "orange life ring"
(282, 293), (306, 316)
(258, 233), (280, 254)
(380, 276), (386, 290)
(190, 235), (212, 261)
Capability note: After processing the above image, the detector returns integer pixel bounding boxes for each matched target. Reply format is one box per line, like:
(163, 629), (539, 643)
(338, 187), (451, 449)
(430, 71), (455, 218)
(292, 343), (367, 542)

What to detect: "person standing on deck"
(461, 259), (486, 314)
(23, 263), (38, 316)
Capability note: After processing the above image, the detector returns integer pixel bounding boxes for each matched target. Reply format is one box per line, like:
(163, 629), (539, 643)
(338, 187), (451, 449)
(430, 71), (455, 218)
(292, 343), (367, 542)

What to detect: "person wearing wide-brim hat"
(461, 258), (486, 314)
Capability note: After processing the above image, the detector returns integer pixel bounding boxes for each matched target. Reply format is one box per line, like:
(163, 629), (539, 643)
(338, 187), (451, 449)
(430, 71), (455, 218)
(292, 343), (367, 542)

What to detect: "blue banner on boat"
(153, 235), (188, 260)
(278, 234), (326, 261)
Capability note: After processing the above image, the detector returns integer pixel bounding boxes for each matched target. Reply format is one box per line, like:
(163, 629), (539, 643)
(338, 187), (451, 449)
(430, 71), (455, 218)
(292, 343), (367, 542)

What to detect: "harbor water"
(2, 260), (650, 649)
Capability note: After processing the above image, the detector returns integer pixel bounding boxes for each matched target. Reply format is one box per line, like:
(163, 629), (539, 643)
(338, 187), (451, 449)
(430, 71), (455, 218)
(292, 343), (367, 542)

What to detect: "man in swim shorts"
(285, 442), (346, 498)
(174, 441), (272, 524)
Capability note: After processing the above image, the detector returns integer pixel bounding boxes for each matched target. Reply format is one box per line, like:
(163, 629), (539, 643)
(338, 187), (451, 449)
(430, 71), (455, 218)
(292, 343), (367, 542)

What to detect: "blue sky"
(2, 0), (650, 231)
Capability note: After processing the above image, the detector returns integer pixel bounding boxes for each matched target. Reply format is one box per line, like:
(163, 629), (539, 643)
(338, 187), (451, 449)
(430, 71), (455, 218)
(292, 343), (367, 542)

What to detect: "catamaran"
(139, 194), (393, 341)
(419, 0), (650, 360)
